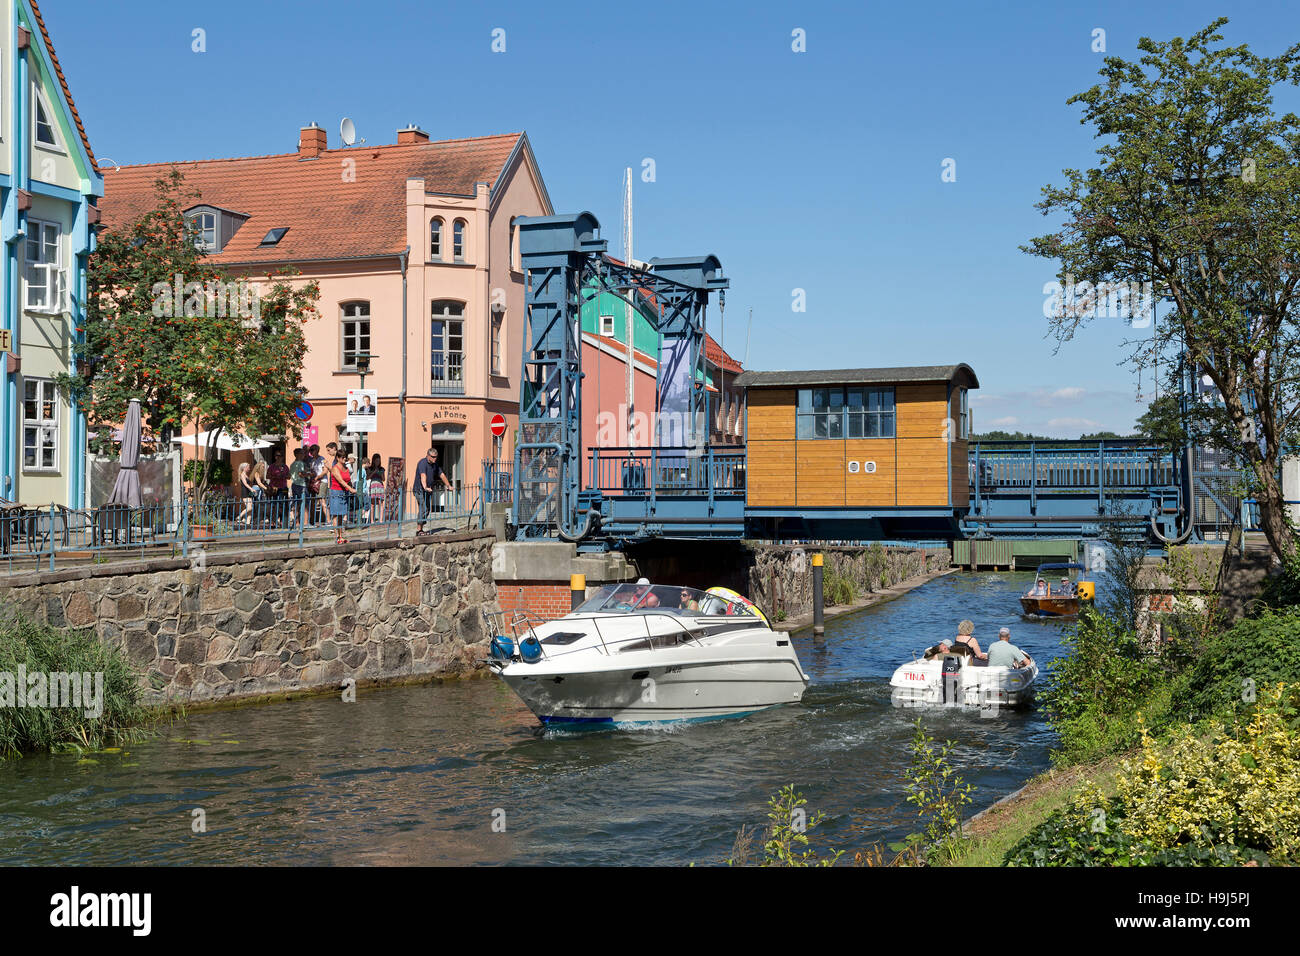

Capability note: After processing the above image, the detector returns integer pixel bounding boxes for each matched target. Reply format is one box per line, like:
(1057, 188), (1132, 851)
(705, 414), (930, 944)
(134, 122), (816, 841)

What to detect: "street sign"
(490, 413), (507, 438)
(294, 400), (314, 421)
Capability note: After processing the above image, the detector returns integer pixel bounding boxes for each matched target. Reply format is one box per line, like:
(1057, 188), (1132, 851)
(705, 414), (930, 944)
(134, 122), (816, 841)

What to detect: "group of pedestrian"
(231, 442), (455, 539)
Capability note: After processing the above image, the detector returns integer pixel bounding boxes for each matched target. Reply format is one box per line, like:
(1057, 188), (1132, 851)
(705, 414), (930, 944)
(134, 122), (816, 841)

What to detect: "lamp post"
(353, 352), (372, 465)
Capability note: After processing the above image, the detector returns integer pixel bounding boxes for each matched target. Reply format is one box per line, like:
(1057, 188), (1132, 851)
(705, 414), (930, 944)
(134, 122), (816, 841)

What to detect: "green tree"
(1025, 19), (1300, 561)
(61, 169), (319, 499)
(1134, 394), (1189, 445)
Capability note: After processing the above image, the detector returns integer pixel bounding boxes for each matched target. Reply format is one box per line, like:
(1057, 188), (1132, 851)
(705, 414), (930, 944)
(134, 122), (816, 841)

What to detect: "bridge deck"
(553, 440), (1240, 545)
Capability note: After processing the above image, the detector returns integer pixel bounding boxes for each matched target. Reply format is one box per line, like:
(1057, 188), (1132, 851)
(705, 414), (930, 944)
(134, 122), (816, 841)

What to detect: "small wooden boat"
(1020, 562), (1093, 618)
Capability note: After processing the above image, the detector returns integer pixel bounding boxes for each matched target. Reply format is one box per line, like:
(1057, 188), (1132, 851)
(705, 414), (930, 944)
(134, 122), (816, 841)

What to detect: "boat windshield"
(574, 584), (756, 617)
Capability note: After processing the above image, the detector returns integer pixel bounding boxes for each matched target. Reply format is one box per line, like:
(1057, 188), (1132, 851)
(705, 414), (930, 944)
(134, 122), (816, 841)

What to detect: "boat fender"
(489, 635), (516, 662)
(519, 636), (544, 664)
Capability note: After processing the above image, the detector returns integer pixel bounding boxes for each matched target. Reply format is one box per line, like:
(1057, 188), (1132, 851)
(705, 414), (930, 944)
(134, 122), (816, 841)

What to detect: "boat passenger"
(949, 620), (987, 661)
(923, 639), (952, 660)
(1059, 576), (1073, 597)
(986, 627), (1033, 669)
(1032, 578), (1047, 596)
(678, 589), (700, 612)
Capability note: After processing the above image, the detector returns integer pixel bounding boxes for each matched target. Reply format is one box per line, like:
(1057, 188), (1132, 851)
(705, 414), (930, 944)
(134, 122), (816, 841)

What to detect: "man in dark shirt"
(412, 446), (453, 535)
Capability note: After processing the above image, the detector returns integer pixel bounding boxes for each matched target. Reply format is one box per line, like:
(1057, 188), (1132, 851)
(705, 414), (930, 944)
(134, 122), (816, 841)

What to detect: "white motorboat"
(487, 583), (809, 727)
(889, 652), (1038, 709)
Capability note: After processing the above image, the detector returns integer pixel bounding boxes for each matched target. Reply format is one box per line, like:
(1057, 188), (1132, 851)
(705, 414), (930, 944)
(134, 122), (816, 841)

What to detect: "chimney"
(298, 122), (326, 159)
(397, 123), (429, 146)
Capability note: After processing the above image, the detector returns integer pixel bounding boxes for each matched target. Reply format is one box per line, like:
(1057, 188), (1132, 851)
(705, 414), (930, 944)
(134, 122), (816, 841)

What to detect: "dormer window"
(185, 205), (247, 255)
(192, 212), (217, 252)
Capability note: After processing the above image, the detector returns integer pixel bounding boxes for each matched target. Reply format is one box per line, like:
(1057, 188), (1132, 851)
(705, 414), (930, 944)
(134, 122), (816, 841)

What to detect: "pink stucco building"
(102, 124), (553, 493)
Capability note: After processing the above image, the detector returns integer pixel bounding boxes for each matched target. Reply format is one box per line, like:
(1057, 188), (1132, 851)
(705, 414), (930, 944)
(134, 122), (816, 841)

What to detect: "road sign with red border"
(490, 414), (507, 438)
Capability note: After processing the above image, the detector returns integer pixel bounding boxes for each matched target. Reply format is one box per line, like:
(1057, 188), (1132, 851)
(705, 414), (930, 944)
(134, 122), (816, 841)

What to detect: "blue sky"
(45, 0), (1300, 436)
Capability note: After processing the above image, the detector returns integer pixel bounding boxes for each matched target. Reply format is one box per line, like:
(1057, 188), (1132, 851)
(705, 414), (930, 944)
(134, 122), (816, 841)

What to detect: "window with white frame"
(23, 378), (59, 471)
(25, 219), (63, 312)
(431, 300), (465, 392)
(32, 86), (62, 150)
(341, 301), (371, 369)
(430, 217), (443, 260)
(599, 313), (615, 336)
(491, 312), (504, 375)
(189, 211), (217, 252)
(453, 219), (466, 262)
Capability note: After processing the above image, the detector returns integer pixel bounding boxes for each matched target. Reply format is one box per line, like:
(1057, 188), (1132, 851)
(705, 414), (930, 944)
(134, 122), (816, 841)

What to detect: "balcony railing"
(430, 351), (465, 394)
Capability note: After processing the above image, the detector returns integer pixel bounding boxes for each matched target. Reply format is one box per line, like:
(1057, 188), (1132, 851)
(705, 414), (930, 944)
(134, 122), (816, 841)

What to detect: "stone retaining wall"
(0, 531), (500, 705)
(748, 543), (950, 621)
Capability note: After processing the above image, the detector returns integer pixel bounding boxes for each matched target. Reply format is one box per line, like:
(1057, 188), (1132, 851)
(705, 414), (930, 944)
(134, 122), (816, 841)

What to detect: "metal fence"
(0, 481), (488, 575)
(969, 442), (1174, 491)
(588, 446), (747, 496)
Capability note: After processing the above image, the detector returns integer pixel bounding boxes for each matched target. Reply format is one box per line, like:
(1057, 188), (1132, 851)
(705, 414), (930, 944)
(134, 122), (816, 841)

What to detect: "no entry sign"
(490, 414), (507, 438)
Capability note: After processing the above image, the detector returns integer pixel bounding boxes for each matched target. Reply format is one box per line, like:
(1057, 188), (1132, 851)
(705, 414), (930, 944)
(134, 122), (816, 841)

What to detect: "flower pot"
(192, 524), (214, 539)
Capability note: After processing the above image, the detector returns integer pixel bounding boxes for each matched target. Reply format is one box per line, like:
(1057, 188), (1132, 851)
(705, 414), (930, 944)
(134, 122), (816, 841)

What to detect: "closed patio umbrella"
(106, 398), (143, 508)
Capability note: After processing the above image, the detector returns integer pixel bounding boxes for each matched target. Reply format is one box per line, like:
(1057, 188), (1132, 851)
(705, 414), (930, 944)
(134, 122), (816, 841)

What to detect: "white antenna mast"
(622, 167), (634, 448)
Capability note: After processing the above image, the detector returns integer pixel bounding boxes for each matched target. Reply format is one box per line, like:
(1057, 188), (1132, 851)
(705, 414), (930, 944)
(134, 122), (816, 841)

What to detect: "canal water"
(0, 572), (1070, 866)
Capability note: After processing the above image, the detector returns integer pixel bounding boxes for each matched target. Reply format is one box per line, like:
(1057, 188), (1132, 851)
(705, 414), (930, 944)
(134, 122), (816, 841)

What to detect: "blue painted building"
(0, 0), (102, 507)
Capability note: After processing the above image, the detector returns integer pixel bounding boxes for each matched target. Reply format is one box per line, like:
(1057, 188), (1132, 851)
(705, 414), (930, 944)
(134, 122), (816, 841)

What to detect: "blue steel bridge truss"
(512, 213), (727, 541)
(510, 216), (1245, 549)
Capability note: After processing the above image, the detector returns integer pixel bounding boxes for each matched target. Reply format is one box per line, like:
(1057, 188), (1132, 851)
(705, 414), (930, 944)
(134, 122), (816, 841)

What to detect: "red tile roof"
(99, 133), (526, 265)
(706, 333), (743, 373)
(28, 0), (98, 171)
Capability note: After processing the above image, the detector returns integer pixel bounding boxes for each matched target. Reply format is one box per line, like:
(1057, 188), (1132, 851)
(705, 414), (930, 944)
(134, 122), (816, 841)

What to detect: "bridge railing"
(969, 441), (1175, 491)
(588, 446), (747, 497)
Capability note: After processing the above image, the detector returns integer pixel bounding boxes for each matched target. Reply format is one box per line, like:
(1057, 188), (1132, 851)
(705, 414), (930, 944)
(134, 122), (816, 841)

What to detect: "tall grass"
(0, 606), (153, 759)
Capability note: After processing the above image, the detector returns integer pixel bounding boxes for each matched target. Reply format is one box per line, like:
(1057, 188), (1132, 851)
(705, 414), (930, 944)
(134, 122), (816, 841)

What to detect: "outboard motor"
(519, 635), (544, 664)
(941, 655), (962, 705)
(489, 635), (515, 662)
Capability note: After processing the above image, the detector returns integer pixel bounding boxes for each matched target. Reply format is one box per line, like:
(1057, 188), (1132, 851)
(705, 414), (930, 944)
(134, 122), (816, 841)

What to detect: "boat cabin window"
(572, 584), (745, 616)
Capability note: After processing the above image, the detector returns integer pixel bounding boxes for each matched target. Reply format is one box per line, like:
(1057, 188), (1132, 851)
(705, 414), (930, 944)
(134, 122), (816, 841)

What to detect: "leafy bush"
(1171, 608), (1300, 722)
(1003, 789), (1268, 866)
(726, 784), (843, 866)
(1007, 686), (1300, 865)
(0, 607), (153, 758)
(1261, 542), (1300, 611)
(823, 563), (856, 606)
(894, 720), (973, 863)
(182, 457), (232, 488)
(1117, 687), (1300, 859)
(1040, 608), (1172, 765)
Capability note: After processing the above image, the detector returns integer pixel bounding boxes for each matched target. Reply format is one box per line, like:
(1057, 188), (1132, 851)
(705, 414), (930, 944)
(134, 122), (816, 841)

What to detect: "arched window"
(430, 218), (443, 261)
(453, 219), (466, 262)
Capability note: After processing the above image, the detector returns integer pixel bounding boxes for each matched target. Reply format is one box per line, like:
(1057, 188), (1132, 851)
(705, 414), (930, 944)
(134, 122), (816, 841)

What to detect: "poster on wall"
(346, 389), (378, 433)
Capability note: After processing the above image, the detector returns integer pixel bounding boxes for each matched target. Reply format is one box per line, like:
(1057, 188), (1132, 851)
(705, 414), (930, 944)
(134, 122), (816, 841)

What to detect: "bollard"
(812, 553), (824, 637)
(570, 573), (586, 611)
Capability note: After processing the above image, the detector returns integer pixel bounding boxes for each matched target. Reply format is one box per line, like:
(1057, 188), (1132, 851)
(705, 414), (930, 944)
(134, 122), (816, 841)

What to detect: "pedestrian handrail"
(0, 481), (491, 575)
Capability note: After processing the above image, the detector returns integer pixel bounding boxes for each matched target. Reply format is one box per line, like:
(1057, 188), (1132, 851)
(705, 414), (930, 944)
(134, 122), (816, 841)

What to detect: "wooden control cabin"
(736, 365), (978, 539)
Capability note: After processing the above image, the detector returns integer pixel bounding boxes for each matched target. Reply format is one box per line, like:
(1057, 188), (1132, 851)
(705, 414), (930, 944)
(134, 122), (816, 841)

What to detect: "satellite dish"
(340, 117), (364, 147)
